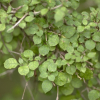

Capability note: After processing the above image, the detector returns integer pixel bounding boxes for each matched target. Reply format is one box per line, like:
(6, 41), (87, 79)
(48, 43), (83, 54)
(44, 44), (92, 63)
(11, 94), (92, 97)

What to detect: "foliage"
(0, 0), (100, 100)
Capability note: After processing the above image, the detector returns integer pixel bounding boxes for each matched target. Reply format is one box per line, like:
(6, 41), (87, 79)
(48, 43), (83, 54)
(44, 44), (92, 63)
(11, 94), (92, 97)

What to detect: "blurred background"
(0, 0), (99, 100)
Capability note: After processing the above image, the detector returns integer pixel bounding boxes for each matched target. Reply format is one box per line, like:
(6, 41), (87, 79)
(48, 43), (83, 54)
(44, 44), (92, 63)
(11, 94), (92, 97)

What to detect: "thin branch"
(7, 13), (28, 32)
(33, 4), (62, 15)
(51, 4), (62, 10)
(27, 83), (34, 100)
(0, 69), (14, 77)
(9, 50), (21, 55)
(56, 86), (59, 100)
(21, 82), (28, 100)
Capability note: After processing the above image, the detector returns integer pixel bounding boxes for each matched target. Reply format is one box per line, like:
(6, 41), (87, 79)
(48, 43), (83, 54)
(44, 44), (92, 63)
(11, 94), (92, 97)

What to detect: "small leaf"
(25, 16), (34, 22)
(29, 61), (39, 70)
(77, 26), (84, 32)
(27, 70), (34, 78)
(85, 40), (95, 50)
(18, 66), (29, 75)
(23, 50), (34, 58)
(41, 8), (48, 15)
(39, 45), (49, 56)
(48, 62), (57, 72)
(4, 58), (18, 69)
(48, 74), (55, 81)
(88, 90), (100, 100)
(55, 72), (67, 86)
(42, 80), (53, 93)
(71, 78), (82, 88)
(33, 35), (41, 44)
(48, 35), (59, 46)
(0, 24), (6, 31)
(66, 65), (76, 75)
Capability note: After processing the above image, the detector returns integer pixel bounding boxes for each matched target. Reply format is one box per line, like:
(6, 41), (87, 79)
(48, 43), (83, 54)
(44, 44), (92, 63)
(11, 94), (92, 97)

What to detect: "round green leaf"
(71, 78), (82, 88)
(41, 8), (48, 15)
(88, 90), (100, 100)
(25, 16), (34, 22)
(48, 74), (55, 81)
(23, 50), (34, 58)
(66, 65), (76, 75)
(29, 61), (39, 70)
(85, 40), (95, 50)
(48, 62), (57, 72)
(33, 35), (41, 44)
(60, 83), (74, 96)
(39, 45), (49, 56)
(48, 35), (59, 46)
(0, 24), (6, 31)
(4, 58), (18, 69)
(96, 43), (100, 51)
(42, 80), (53, 93)
(18, 66), (29, 75)
(54, 72), (67, 86)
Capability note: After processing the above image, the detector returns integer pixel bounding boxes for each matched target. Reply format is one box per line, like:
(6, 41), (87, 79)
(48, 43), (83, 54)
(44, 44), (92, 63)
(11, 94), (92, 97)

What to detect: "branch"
(0, 69), (14, 77)
(56, 86), (59, 100)
(7, 13), (28, 32)
(21, 82), (28, 100)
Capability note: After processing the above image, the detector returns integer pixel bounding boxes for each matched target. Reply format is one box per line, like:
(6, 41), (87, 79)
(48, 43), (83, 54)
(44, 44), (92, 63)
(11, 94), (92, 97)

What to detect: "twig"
(33, 4), (62, 15)
(0, 69), (14, 77)
(51, 4), (62, 10)
(56, 86), (59, 100)
(7, 13), (28, 32)
(27, 83), (34, 100)
(21, 82), (28, 100)
(9, 50), (21, 55)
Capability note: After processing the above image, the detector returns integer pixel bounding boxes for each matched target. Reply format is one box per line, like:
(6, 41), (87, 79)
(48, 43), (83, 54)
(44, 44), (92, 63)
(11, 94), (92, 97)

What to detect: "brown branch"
(21, 82), (28, 100)
(56, 86), (59, 100)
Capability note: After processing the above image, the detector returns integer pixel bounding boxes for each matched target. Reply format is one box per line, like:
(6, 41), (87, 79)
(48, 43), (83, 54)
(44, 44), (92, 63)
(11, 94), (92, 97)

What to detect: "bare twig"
(7, 13), (28, 32)
(21, 82), (28, 100)
(56, 86), (59, 100)
(27, 83), (34, 100)
(0, 69), (14, 77)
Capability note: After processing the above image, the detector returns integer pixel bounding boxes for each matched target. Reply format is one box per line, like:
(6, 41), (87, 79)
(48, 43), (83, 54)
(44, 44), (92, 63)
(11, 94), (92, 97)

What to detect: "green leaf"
(71, 78), (82, 88)
(77, 26), (84, 33)
(55, 72), (67, 86)
(36, 30), (43, 37)
(66, 65), (76, 75)
(27, 70), (34, 78)
(66, 46), (74, 53)
(87, 52), (96, 58)
(25, 16), (34, 22)
(60, 83), (74, 96)
(29, 61), (39, 70)
(0, 24), (6, 31)
(19, 21), (26, 29)
(48, 35), (59, 46)
(40, 72), (48, 78)
(39, 45), (49, 56)
(94, 62), (100, 69)
(48, 74), (55, 81)
(18, 66), (29, 76)
(4, 58), (18, 69)
(88, 90), (100, 100)
(33, 35), (41, 44)
(77, 45), (84, 53)
(59, 38), (70, 51)
(18, 58), (23, 64)
(85, 40), (95, 50)
(23, 50), (34, 58)
(82, 19), (88, 25)
(41, 8), (48, 15)
(42, 80), (53, 93)
(96, 43), (100, 51)
(54, 8), (66, 22)
(48, 61), (57, 72)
